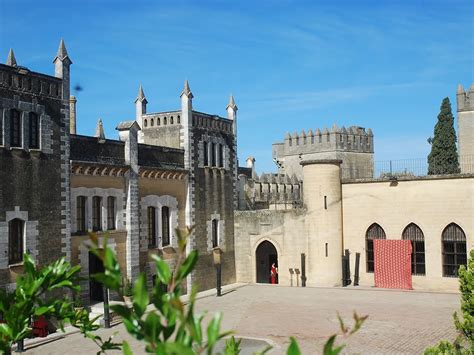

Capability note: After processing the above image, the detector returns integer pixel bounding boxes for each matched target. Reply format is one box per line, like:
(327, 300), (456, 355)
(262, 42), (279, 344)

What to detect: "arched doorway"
(89, 251), (104, 302)
(256, 240), (278, 284)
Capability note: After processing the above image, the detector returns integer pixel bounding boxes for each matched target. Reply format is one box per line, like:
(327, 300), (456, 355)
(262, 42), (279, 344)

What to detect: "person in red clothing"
(270, 263), (278, 284)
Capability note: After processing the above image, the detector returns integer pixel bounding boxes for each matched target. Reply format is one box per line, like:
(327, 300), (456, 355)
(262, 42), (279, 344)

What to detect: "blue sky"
(1, 0), (473, 173)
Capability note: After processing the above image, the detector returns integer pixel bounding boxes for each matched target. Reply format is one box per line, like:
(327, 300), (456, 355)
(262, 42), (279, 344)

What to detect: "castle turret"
(135, 84), (147, 125)
(456, 83), (474, 173)
(226, 94), (237, 135)
(94, 118), (105, 140)
(53, 39), (72, 101)
(246, 156), (256, 179)
(301, 159), (343, 287)
(6, 49), (17, 67)
(180, 80), (193, 169)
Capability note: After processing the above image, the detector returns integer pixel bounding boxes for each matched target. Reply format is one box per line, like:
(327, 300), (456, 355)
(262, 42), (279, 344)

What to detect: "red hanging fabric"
(374, 239), (412, 290)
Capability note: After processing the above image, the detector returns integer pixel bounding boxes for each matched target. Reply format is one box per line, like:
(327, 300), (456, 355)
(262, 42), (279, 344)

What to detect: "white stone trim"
(207, 213), (225, 252)
(0, 206), (39, 268)
(140, 195), (179, 251)
(71, 187), (124, 234)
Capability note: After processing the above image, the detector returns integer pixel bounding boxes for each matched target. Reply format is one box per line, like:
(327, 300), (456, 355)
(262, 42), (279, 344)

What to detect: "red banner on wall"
(374, 239), (412, 290)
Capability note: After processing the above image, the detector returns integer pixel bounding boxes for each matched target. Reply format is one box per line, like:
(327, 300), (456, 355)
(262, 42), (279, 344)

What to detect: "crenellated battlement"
(238, 171), (302, 210)
(274, 125), (373, 157)
(142, 110), (181, 129)
(457, 84), (474, 112)
(0, 64), (63, 100)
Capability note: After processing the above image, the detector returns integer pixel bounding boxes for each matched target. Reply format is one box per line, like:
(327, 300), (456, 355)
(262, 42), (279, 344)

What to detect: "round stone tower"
(301, 159), (343, 287)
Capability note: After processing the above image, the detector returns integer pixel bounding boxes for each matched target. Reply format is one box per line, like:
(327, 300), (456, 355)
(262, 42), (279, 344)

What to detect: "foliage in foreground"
(424, 249), (474, 354)
(0, 227), (367, 354)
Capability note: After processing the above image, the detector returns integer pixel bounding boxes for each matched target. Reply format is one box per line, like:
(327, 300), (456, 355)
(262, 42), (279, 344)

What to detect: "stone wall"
(0, 63), (65, 288)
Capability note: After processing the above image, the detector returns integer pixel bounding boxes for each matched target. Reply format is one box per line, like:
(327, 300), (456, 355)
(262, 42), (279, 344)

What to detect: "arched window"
(218, 144), (224, 168)
(107, 196), (116, 230)
(92, 196), (102, 231)
(170, 116), (174, 124)
(212, 219), (219, 248)
(150, 118), (154, 127)
(366, 223), (386, 272)
(211, 142), (216, 167)
(144, 119), (148, 128)
(177, 115), (180, 124)
(402, 223), (425, 275)
(148, 207), (156, 248)
(76, 196), (87, 233)
(29, 112), (39, 149)
(442, 223), (467, 277)
(164, 117), (167, 125)
(10, 109), (22, 147)
(157, 117), (160, 126)
(162, 206), (170, 247)
(9, 218), (24, 265)
(203, 141), (208, 166)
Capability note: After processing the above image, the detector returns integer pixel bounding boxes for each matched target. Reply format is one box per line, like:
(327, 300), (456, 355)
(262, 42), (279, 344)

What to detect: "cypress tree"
(427, 97), (460, 175)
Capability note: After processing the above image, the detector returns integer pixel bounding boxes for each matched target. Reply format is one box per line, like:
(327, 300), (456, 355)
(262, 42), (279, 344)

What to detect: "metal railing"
(342, 155), (474, 180)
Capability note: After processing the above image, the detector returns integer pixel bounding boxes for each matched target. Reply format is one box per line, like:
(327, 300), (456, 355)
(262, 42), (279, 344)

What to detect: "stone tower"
(301, 159), (343, 287)
(457, 84), (474, 173)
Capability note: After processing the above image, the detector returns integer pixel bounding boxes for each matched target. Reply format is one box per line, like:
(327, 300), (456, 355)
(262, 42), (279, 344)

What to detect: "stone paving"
(23, 284), (459, 354)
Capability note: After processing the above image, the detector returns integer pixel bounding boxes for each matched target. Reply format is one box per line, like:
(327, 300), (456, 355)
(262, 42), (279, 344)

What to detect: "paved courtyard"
(23, 284), (460, 354)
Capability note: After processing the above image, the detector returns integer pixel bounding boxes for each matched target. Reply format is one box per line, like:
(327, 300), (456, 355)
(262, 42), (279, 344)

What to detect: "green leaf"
(151, 254), (172, 284)
(34, 305), (53, 316)
(122, 340), (132, 355)
(132, 274), (149, 317)
(206, 312), (222, 354)
(143, 312), (162, 341)
(176, 250), (198, 282)
(287, 337), (301, 355)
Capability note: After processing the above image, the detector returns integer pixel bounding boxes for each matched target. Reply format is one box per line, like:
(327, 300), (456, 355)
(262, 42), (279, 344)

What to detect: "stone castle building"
(0, 41), (472, 301)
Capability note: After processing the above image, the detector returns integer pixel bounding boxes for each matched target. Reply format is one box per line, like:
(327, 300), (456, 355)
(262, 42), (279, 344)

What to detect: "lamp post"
(213, 248), (222, 297)
(102, 286), (110, 328)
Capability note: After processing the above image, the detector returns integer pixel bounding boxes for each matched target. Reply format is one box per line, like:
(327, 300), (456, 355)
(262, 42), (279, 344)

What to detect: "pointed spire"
(227, 94), (237, 110)
(135, 83), (148, 103)
(180, 79), (193, 98)
(6, 48), (17, 67)
(94, 119), (105, 140)
(457, 84), (464, 94)
(53, 38), (72, 64)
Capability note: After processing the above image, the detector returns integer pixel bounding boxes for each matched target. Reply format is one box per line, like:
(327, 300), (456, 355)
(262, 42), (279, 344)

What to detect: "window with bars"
(148, 207), (156, 248)
(107, 196), (116, 230)
(8, 218), (24, 265)
(218, 144), (224, 167)
(212, 219), (219, 248)
(366, 223), (386, 273)
(402, 223), (425, 275)
(442, 223), (467, 277)
(92, 196), (102, 231)
(10, 109), (21, 147)
(29, 112), (39, 149)
(76, 196), (87, 233)
(162, 206), (170, 247)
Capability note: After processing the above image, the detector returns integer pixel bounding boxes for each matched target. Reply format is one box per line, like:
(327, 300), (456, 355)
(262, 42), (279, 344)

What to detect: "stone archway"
(256, 240), (278, 284)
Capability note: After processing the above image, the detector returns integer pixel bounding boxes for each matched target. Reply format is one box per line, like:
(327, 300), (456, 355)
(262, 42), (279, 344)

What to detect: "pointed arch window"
(402, 223), (425, 275)
(203, 141), (208, 166)
(144, 119), (148, 128)
(218, 144), (224, 168)
(29, 112), (40, 149)
(442, 223), (467, 277)
(92, 196), (102, 231)
(76, 196), (87, 233)
(150, 118), (154, 127)
(107, 196), (116, 230)
(9, 218), (24, 265)
(10, 109), (22, 147)
(366, 223), (386, 272)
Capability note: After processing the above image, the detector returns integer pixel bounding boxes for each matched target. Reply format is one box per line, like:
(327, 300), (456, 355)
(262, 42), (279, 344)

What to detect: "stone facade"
(0, 43), (69, 288)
